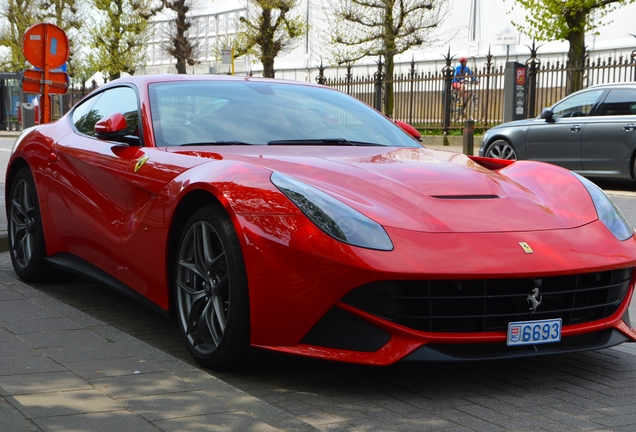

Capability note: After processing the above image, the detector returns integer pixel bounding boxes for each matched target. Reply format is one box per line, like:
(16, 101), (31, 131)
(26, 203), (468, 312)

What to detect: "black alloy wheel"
(486, 139), (518, 160)
(8, 168), (50, 282)
(175, 205), (251, 370)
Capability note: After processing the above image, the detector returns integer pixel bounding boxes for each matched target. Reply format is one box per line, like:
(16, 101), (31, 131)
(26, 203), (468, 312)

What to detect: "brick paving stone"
(591, 413), (636, 428)
(448, 413), (508, 432)
(0, 356), (66, 376)
(89, 371), (199, 399)
(33, 410), (159, 432)
(40, 344), (134, 364)
(0, 396), (40, 431)
(120, 390), (234, 421)
(64, 356), (162, 380)
(0, 371), (91, 396)
(0, 327), (13, 342)
(456, 403), (513, 423)
(19, 328), (111, 349)
(2, 317), (84, 334)
(0, 301), (61, 323)
(8, 389), (125, 418)
(155, 412), (281, 432)
(0, 339), (41, 358)
(548, 412), (614, 431)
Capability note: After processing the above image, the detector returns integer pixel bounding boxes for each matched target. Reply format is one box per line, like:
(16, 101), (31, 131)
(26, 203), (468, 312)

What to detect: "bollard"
(463, 119), (474, 155)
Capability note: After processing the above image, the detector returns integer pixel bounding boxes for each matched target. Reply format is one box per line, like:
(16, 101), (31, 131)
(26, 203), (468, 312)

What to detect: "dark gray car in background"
(479, 83), (636, 179)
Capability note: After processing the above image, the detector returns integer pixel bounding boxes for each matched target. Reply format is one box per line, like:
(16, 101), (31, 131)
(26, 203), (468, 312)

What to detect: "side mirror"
(395, 120), (422, 141)
(540, 108), (554, 121)
(95, 112), (141, 146)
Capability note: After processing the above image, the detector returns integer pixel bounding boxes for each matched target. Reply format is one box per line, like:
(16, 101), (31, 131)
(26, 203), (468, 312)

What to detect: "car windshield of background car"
(148, 81), (422, 148)
(551, 90), (603, 118)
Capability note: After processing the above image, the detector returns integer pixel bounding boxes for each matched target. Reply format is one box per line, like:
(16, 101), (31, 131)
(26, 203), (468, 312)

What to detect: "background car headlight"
(573, 172), (634, 241)
(271, 172), (393, 251)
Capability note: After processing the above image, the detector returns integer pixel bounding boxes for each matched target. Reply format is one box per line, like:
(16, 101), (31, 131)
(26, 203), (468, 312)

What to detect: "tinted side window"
(551, 90), (603, 118)
(74, 87), (139, 136)
(597, 89), (636, 116)
(72, 94), (100, 131)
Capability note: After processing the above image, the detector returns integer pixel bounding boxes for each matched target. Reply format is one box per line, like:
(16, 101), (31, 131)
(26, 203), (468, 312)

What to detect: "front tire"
(8, 167), (50, 282)
(174, 205), (251, 370)
(485, 139), (518, 160)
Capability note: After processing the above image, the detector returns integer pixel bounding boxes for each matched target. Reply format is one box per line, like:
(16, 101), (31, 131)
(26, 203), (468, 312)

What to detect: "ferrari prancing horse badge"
(134, 155), (150, 173)
(519, 242), (533, 254)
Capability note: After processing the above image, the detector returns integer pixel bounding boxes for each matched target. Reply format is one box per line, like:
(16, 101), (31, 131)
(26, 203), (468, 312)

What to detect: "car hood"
(488, 117), (541, 130)
(172, 146), (597, 233)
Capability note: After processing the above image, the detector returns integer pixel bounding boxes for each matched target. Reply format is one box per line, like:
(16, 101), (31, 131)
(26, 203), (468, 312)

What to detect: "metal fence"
(319, 49), (636, 132)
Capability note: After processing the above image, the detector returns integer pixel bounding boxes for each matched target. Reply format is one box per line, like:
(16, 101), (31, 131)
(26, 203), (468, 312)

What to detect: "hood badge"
(519, 242), (533, 254)
(526, 279), (543, 313)
(134, 155), (150, 173)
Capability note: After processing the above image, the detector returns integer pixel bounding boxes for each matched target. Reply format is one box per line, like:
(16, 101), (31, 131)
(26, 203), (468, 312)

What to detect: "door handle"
(570, 125), (581, 132)
(625, 124), (635, 132)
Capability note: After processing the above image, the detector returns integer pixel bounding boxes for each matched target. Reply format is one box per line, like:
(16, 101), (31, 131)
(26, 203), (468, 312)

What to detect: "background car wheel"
(8, 167), (53, 282)
(486, 139), (518, 160)
(175, 205), (251, 370)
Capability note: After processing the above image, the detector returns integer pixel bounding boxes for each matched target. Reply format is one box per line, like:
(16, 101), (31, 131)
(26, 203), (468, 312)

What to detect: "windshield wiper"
(179, 141), (260, 146)
(267, 138), (383, 146)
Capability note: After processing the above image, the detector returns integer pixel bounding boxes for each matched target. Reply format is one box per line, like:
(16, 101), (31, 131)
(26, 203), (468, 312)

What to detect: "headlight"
(573, 172), (633, 241)
(271, 172), (394, 251)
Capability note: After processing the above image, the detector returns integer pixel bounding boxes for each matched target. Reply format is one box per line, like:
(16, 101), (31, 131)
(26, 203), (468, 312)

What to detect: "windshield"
(148, 80), (421, 148)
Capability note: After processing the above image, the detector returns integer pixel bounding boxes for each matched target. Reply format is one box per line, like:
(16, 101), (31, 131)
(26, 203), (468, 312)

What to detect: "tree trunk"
(565, 8), (587, 94)
(260, 7), (275, 77)
(384, 55), (394, 116)
(176, 58), (187, 74)
(383, 0), (395, 116)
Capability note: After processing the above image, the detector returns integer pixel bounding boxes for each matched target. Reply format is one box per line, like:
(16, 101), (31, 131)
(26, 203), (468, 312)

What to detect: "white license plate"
(507, 318), (562, 346)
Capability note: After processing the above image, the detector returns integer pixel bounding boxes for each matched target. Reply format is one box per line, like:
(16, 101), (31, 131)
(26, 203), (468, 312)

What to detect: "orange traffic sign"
(23, 23), (69, 69)
(21, 69), (68, 94)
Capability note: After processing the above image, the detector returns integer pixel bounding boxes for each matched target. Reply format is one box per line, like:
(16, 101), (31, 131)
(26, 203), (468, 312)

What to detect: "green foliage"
(87, 0), (158, 81)
(234, 0), (307, 78)
(0, 0), (38, 71)
(507, 0), (632, 42)
(0, 0), (83, 72)
(507, 0), (635, 92)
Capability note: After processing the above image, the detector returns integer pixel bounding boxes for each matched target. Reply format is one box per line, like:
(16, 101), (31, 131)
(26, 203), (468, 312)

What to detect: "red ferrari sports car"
(7, 74), (636, 370)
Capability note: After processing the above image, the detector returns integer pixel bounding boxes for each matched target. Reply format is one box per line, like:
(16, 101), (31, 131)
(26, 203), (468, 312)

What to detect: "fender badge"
(134, 156), (149, 173)
(519, 242), (533, 254)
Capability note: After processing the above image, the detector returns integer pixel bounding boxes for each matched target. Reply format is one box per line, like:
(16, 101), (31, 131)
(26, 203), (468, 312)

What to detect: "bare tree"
(159, 0), (199, 74)
(325, 0), (451, 116)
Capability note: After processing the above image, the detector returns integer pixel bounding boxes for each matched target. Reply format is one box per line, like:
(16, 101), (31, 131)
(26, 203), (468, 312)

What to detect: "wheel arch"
(166, 188), (226, 316)
(485, 134), (512, 148)
(630, 149), (636, 179)
(5, 157), (30, 198)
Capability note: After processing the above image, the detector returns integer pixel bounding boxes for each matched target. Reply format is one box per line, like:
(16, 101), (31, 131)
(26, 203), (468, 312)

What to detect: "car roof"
(99, 73), (326, 90)
(587, 82), (636, 90)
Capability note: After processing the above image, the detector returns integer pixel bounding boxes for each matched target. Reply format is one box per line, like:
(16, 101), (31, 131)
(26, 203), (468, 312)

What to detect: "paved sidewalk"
(0, 251), (317, 432)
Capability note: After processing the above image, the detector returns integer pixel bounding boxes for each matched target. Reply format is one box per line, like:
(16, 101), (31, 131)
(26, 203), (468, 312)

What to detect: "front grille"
(341, 268), (633, 333)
